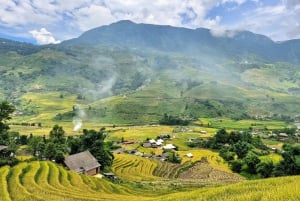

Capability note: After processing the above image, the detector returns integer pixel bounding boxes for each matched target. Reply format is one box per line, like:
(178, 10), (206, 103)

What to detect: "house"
(64, 151), (101, 176)
(279, 133), (288, 138)
(142, 142), (152, 148)
(163, 144), (176, 150)
(149, 139), (156, 144)
(159, 134), (170, 139)
(146, 139), (163, 148)
(156, 139), (164, 145)
(0, 145), (8, 157)
(0, 145), (8, 152)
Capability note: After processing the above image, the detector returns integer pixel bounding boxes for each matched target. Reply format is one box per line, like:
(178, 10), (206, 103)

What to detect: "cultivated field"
(1, 161), (300, 201)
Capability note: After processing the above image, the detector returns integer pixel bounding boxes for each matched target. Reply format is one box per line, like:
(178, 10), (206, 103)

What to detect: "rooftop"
(64, 151), (101, 173)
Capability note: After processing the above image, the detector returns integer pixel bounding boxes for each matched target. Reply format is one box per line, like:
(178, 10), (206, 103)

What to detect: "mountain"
(63, 20), (300, 64)
(1, 21), (300, 124)
(0, 38), (41, 55)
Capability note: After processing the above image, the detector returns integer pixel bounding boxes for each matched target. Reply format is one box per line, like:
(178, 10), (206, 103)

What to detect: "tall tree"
(49, 124), (66, 144)
(0, 101), (15, 145)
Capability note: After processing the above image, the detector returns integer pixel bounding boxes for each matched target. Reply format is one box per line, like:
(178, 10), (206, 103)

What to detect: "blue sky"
(0, 0), (299, 44)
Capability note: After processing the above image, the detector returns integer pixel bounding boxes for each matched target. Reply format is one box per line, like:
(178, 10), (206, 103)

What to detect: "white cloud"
(284, 0), (300, 9)
(0, 0), (299, 42)
(72, 4), (115, 31)
(229, 4), (300, 41)
(29, 28), (61, 44)
(221, 0), (248, 5)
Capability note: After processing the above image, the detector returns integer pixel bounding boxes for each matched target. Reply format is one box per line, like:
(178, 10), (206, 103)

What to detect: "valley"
(1, 21), (300, 200)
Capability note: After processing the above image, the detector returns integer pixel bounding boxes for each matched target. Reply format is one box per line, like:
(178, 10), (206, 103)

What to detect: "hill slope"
(1, 21), (300, 124)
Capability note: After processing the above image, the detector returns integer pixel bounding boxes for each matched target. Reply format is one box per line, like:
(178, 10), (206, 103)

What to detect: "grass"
(259, 153), (282, 164)
(200, 118), (288, 130)
(107, 125), (174, 142)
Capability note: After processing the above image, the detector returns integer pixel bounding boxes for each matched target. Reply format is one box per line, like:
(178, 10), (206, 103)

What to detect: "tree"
(68, 137), (82, 154)
(166, 151), (181, 163)
(230, 159), (243, 173)
(49, 125), (66, 144)
(219, 147), (235, 161)
(71, 129), (114, 170)
(215, 128), (228, 144)
(44, 142), (56, 160)
(19, 135), (28, 145)
(257, 160), (274, 178)
(0, 101), (15, 145)
(244, 152), (260, 174)
(273, 144), (300, 176)
(233, 141), (252, 159)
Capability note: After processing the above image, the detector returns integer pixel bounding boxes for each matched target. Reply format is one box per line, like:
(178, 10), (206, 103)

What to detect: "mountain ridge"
(60, 20), (300, 64)
(1, 20), (300, 64)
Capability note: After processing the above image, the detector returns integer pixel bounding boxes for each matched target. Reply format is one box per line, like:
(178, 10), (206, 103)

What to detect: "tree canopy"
(68, 128), (114, 170)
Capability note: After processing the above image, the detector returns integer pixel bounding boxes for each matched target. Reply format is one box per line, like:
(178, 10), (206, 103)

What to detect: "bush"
(0, 157), (19, 167)
(230, 160), (243, 173)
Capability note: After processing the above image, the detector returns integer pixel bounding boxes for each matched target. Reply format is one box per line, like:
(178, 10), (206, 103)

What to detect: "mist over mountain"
(1, 20), (300, 123)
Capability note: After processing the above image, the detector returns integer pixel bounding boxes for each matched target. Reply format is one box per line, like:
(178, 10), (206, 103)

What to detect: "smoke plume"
(72, 105), (86, 131)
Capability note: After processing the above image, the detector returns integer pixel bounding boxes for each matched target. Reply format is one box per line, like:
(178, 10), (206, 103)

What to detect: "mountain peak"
(111, 20), (136, 25)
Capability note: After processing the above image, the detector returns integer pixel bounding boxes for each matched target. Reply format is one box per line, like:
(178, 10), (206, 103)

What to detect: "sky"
(0, 0), (299, 44)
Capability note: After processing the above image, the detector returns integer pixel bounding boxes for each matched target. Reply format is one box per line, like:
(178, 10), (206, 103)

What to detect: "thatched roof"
(0, 145), (8, 151)
(64, 151), (101, 173)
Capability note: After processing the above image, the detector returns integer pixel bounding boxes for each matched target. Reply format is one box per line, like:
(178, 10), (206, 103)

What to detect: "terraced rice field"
(112, 154), (204, 181)
(1, 161), (300, 201)
(112, 153), (242, 187)
(112, 154), (160, 181)
(157, 175), (300, 201)
(0, 161), (170, 201)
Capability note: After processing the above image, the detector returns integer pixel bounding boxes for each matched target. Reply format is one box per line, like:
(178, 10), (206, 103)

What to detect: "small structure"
(159, 134), (170, 139)
(0, 145), (8, 152)
(156, 139), (164, 145)
(144, 139), (164, 148)
(142, 142), (152, 148)
(0, 145), (8, 157)
(123, 141), (135, 145)
(113, 148), (125, 154)
(279, 133), (288, 138)
(103, 172), (118, 180)
(186, 153), (193, 158)
(163, 144), (176, 150)
(64, 151), (101, 176)
(149, 139), (156, 144)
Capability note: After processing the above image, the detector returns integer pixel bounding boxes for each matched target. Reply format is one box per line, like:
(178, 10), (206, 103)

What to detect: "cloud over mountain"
(29, 28), (60, 45)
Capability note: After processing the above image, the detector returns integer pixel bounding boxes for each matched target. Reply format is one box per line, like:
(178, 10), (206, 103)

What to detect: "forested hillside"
(1, 21), (300, 124)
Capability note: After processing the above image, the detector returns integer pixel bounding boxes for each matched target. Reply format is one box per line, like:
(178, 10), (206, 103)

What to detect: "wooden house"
(64, 151), (101, 176)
